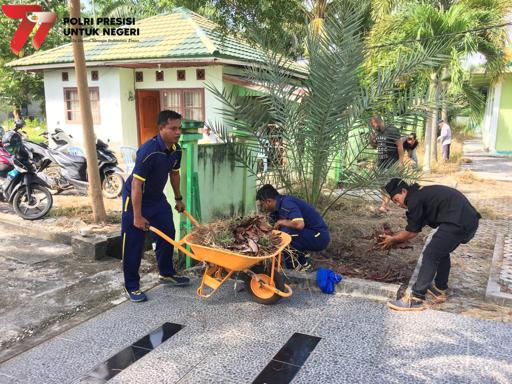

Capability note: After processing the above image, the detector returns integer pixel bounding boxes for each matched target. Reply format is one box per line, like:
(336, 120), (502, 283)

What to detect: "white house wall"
(43, 68), (125, 147)
(43, 65), (225, 149)
(118, 68), (138, 147)
(132, 65), (224, 132)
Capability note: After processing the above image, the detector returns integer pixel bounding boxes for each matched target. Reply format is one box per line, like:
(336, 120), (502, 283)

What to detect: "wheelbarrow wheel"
(245, 265), (286, 305)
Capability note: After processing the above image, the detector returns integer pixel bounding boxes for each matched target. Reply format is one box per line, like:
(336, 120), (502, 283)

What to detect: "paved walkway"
(422, 138), (512, 321)
(461, 139), (512, 182)
(0, 282), (511, 384)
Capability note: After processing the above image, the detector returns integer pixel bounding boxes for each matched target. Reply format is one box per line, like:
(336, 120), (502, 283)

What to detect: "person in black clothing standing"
(379, 178), (481, 311)
(369, 116), (404, 213)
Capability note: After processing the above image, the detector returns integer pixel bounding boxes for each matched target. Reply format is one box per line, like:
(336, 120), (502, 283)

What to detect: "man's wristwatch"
(175, 196), (183, 201)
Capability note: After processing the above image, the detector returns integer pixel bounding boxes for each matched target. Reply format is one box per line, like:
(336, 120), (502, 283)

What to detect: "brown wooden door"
(136, 90), (161, 144)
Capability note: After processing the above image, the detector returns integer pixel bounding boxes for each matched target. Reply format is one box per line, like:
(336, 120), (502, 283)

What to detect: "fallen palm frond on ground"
(364, 223), (414, 253)
(191, 214), (281, 256)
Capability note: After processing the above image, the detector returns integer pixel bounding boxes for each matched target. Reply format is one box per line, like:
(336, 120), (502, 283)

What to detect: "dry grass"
(48, 205), (122, 224)
(416, 136), (464, 174)
(473, 205), (500, 220)
(455, 170), (483, 184)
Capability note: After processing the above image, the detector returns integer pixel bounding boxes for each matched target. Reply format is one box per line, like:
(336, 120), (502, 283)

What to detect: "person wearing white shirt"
(199, 127), (219, 144)
(437, 120), (452, 161)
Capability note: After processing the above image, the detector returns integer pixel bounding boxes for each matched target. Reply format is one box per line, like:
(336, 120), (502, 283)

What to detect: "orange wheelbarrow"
(149, 210), (293, 304)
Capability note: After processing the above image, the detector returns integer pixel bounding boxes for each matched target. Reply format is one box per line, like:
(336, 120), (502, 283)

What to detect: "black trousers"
(412, 223), (478, 299)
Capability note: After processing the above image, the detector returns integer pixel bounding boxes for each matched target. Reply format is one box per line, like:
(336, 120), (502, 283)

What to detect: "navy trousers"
(280, 227), (330, 268)
(121, 193), (176, 291)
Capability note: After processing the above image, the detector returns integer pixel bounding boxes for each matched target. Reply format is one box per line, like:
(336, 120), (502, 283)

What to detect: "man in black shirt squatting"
(379, 178), (481, 311)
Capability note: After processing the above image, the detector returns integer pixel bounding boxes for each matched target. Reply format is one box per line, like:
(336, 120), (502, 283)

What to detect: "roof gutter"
(10, 57), (307, 79)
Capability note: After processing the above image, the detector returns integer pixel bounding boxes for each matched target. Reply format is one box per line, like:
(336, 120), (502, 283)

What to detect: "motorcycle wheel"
(102, 172), (124, 199)
(13, 184), (53, 220)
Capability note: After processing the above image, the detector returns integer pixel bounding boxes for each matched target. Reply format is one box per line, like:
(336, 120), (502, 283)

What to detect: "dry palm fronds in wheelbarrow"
(190, 214), (281, 256)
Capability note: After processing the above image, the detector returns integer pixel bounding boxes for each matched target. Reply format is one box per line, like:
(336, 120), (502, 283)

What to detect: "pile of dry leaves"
(191, 214), (281, 256)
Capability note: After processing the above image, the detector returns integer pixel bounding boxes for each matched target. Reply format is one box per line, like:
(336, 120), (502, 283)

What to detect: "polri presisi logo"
(2, 4), (56, 56)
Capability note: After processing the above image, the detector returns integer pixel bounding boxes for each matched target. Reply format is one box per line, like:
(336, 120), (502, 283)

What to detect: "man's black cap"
(384, 178), (409, 198)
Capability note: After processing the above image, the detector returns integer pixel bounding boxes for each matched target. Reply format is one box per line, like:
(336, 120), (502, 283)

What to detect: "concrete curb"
(182, 268), (400, 302)
(283, 270), (400, 302)
(0, 211), (124, 260)
(485, 234), (512, 306)
(0, 211), (74, 245)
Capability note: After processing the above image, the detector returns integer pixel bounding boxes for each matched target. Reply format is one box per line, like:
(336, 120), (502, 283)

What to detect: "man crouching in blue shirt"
(121, 110), (190, 302)
(256, 184), (330, 272)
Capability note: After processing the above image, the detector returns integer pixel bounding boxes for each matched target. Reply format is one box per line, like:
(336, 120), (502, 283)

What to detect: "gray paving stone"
(2, 286), (512, 384)
(192, 333), (281, 383)
(106, 326), (238, 383)
(0, 373), (23, 384)
(176, 369), (237, 384)
(0, 337), (106, 384)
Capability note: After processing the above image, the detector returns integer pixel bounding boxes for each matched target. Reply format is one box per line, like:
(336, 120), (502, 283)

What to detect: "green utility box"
(165, 119), (203, 268)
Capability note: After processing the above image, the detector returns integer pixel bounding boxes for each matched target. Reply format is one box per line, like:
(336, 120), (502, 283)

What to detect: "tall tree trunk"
(430, 75), (441, 164)
(69, 0), (107, 223)
(440, 67), (449, 131)
(423, 71), (437, 171)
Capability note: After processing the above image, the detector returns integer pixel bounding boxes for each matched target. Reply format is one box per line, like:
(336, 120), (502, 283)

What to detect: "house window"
(162, 89), (204, 121)
(135, 71), (143, 82)
(62, 72), (69, 81)
(91, 70), (99, 81)
(177, 70), (186, 81)
(196, 69), (205, 80)
(64, 87), (101, 124)
(156, 70), (164, 81)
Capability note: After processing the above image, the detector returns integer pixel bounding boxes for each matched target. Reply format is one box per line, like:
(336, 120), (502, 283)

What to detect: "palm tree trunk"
(440, 67), (449, 134)
(423, 71), (437, 171)
(69, 0), (107, 223)
(425, 70), (441, 167)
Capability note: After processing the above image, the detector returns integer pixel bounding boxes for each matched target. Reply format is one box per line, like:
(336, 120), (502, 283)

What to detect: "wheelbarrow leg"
(197, 266), (234, 298)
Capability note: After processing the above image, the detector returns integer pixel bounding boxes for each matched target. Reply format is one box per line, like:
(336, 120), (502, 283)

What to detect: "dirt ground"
(315, 198), (426, 290)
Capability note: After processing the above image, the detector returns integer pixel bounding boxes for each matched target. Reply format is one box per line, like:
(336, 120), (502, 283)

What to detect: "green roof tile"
(7, 7), (307, 75)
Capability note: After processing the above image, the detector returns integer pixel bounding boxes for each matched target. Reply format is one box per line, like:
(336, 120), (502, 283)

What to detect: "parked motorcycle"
(33, 139), (125, 199)
(0, 131), (53, 220)
(50, 128), (74, 151)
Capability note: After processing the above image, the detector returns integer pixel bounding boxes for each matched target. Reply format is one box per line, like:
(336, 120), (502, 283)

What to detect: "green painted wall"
(197, 144), (256, 221)
(497, 75), (512, 152)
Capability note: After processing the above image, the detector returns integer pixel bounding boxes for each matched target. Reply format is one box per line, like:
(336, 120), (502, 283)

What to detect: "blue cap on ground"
(316, 268), (342, 294)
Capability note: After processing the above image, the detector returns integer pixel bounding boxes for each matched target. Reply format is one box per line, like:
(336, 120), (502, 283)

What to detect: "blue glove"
(316, 268), (342, 294)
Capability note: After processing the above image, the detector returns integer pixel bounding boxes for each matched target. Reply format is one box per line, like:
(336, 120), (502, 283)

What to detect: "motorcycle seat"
(50, 150), (86, 166)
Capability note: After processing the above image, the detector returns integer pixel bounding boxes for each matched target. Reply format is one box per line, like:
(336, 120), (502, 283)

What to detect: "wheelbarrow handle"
(182, 209), (200, 228)
(148, 225), (195, 259)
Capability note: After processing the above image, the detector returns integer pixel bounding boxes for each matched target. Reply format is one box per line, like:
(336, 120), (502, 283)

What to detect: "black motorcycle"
(0, 143), (53, 220)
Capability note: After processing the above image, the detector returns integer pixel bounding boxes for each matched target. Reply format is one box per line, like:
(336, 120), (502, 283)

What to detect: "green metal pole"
(185, 143), (193, 268)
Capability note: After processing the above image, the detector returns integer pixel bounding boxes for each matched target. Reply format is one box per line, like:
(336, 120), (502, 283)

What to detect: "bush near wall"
(1, 118), (47, 144)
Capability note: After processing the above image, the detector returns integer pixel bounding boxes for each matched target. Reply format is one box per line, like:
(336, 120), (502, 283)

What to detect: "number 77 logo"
(2, 4), (57, 56)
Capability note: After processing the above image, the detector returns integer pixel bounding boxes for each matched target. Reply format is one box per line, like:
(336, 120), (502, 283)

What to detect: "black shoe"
(294, 259), (313, 272)
(387, 295), (426, 312)
(159, 274), (191, 286)
(427, 284), (447, 303)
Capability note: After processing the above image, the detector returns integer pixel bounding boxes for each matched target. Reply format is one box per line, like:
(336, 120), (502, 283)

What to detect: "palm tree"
(367, 0), (511, 170)
(206, 3), (443, 215)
